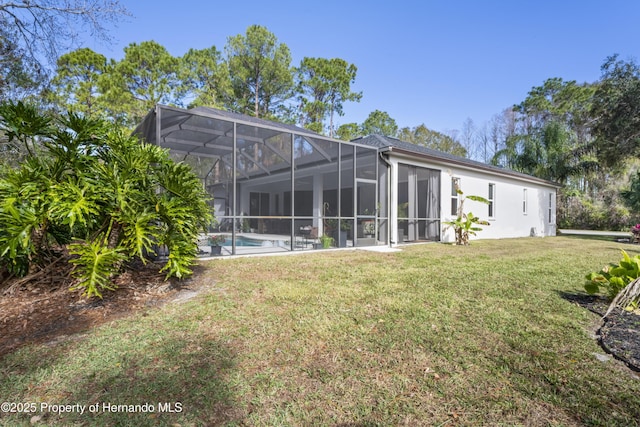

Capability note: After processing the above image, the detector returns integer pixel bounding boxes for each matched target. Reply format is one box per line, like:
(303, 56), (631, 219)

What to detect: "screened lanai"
(135, 104), (388, 256)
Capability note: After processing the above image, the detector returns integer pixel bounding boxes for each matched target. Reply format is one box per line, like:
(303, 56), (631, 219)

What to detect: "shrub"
(585, 250), (640, 299)
(559, 191), (639, 231)
(0, 101), (212, 297)
(207, 235), (225, 246)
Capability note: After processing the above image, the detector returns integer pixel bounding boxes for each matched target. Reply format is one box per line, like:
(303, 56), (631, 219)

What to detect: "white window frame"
(488, 183), (495, 219)
(548, 192), (553, 223)
(523, 188), (528, 215)
(451, 177), (460, 216)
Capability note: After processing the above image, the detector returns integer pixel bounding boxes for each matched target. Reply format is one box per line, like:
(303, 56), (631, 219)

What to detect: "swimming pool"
(200, 235), (289, 254)
(222, 236), (265, 247)
(218, 236), (285, 247)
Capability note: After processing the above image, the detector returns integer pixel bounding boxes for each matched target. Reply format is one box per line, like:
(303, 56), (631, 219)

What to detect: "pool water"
(202, 235), (287, 251)
(223, 236), (264, 247)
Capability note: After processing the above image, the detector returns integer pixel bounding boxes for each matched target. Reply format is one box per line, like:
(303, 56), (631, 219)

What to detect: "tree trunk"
(329, 107), (334, 138)
(255, 78), (260, 117)
(30, 221), (47, 253)
(107, 221), (122, 249)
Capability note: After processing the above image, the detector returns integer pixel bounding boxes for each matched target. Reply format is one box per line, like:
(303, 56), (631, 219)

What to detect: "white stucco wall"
(441, 166), (557, 242)
(387, 155), (558, 244)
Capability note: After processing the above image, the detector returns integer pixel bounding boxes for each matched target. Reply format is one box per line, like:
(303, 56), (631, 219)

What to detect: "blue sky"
(82, 0), (640, 135)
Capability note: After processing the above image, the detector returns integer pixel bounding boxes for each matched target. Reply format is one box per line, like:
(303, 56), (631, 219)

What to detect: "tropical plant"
(362, 220), (375, 236)
(322, 202), (350, 232)
(585, 249), (640, 300)
(0, 101), (212, 297)
(207, 235), (225, 246)
(585, 249), (640, 316)
(443, 185), (490, 245)
(319, 234), (333, 249)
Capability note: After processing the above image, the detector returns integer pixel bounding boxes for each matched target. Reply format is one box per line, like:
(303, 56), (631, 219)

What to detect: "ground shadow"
(2, 334), (240, 426)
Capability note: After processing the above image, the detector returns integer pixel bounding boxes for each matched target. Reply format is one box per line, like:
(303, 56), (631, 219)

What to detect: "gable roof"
(353, 134), (561, 188)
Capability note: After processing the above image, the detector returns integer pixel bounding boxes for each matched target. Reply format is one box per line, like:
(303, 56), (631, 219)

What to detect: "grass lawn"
(1, 237), (640, 426)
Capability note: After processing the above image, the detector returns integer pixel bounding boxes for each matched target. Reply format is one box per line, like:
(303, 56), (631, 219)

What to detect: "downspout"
(379, 151), (393, 246)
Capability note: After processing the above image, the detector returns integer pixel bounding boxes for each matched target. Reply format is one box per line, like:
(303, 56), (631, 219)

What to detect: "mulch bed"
(0, 262), (204, 358)
(560, 291), (640, 371)
(600, 309), (640, 371)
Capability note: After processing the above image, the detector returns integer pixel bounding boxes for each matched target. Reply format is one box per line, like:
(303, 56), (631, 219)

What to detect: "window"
(451, 177), (460, 215)
(488, 183), (495, 218)
(523, 188), (528, 214)
(548, 192), (553, 223)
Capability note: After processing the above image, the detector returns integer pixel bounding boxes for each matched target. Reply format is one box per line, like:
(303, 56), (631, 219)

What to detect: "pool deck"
(197, 232), (397, 259)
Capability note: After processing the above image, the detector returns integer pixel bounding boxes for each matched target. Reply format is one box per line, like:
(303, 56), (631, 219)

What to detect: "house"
(135, 104), (560, 255)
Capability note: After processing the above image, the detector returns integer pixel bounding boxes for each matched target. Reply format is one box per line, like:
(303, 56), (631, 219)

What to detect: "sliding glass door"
(397, 164), (441, 242)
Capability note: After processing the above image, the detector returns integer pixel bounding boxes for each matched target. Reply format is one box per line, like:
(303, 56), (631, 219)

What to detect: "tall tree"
(489, 76), (618, 229)
(0, 26), (44, 100)
(225, 25), (293, 119)
(493, 78), (597, 185)
(515, 77), (595, 143)
(397, 124), (467, 157)
(296, 57), (362, 136)
(588, 55), (640, 230)
(591, 55), (640, 167)
(498, 120), (577, 182)
(460, 117), (478, 160)
(475, 123), (493, 163)
(47, 47), (107, 116)
(361, 110), (398, 137)
(490, 108), (518, 159)
(180, 46), (232, 109)
(102, 41), (182, 125)
(336, 122), (360, 141)
(0, 1), (128, 67)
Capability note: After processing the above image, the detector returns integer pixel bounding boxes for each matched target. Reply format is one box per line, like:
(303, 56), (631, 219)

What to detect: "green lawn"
(2, 237), (640, 426)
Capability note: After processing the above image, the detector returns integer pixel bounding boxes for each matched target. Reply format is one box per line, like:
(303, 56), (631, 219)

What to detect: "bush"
(0, 101), (212, 297)
(585, 250), (640, 299)
(559, 190), (640, 231)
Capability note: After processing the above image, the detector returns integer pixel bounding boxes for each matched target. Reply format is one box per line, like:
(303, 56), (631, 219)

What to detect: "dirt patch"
(0, 263), (209, 357)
